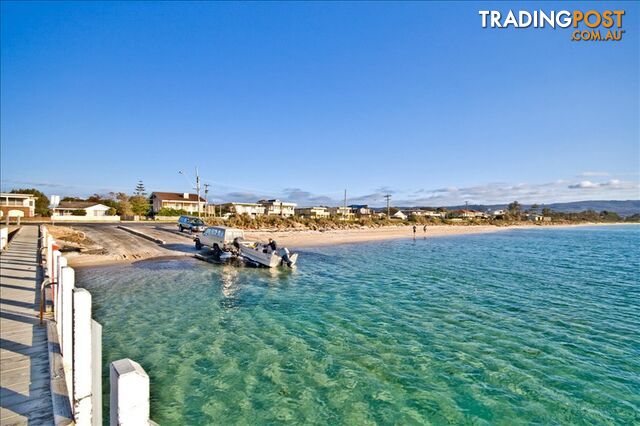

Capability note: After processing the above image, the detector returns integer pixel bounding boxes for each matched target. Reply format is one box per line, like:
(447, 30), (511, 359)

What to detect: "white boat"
(238, 241), (298, 268)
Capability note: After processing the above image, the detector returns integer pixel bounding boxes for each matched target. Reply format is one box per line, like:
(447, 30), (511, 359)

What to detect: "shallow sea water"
(76, 226), (640, 425)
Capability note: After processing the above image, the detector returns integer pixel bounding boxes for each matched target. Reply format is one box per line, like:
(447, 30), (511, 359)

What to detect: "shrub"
(71, 209), (87, 216)
(156, 208), (189, 216)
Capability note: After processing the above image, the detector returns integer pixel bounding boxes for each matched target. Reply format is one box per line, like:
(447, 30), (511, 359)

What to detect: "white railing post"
(52, 249), (61, 312)
(46, 235), (54, 278)
(60, 268), (75, 372)
(55, 257), (68, 328)
(92, 320), (103, 426)
(73, 288), (93, 425)
(110, 359), (150, 426)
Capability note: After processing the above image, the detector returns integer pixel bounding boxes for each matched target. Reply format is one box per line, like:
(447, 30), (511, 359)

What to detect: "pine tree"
(134, 180), (146, 196)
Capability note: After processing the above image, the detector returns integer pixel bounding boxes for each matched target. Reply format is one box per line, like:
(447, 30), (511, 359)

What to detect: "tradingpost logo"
(479, 10), (625, 42)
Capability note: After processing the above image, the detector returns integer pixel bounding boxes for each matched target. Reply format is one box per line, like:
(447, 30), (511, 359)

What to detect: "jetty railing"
(40, 225), (154, 426)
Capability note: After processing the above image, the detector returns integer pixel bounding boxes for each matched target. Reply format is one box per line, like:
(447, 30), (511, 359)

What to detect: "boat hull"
(239, 245), (298, 268)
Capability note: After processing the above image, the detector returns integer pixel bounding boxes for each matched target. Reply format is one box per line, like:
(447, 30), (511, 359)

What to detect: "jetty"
(1, 225), (157, 425)
(0, 226), (53, 424)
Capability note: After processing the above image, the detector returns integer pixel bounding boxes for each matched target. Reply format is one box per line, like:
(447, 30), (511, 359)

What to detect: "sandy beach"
(245, 225), (510, 248)
(43, 222), (630, 268)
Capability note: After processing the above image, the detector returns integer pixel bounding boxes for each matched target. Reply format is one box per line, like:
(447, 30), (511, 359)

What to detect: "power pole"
(344, 189), (347, 209)
(195, 167), (201, 218)
(204, 183), (210, 218)
(384, 194), (391, 218)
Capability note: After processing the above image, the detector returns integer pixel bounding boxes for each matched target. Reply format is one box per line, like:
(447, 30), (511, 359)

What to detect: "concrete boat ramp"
(0, 226), (54, 425)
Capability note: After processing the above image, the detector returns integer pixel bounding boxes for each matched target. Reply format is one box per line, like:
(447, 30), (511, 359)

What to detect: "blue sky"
(1, 1), (638, 206)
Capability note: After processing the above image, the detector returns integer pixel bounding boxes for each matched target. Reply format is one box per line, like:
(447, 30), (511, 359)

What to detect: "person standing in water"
(413, 225), (417, 237)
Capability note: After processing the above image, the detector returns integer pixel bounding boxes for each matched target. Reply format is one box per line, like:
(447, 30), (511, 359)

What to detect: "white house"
(0, 193), (37, 217)
(221, 202), (266, 217)
(392, 210), (407, 220)
(53, 201), (112, 217)
(295, 207), (330, 218)
(151, 192), (206, 215)
(329, 206), (355, 220)
(258, 199), (297, 217)
(349, 205), (372, 217)
(492, 209), (507, 218)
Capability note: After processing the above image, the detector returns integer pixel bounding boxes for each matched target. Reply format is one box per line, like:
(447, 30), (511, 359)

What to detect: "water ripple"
(77, 226), (640, 424)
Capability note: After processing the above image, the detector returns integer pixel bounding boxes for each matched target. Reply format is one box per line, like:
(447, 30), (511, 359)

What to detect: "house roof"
(151, 192), (205, 202)
(57, 201), (107, 209)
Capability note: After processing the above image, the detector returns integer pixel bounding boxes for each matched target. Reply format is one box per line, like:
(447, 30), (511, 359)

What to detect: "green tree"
(10, 188), (50, 216)
(130, 195), (150, 216)
(542, 207), (552, 216)
(117, 199), (133, 216)
(106, 207), (117, 216)
(507, 201), (522, 215)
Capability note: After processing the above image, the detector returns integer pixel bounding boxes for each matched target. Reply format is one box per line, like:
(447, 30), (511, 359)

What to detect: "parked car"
(195, 226), (245, 254)
(177, 215), (206, 233)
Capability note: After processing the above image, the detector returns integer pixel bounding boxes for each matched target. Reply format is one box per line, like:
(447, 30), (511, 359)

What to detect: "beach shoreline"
(59, 222), (636, 269)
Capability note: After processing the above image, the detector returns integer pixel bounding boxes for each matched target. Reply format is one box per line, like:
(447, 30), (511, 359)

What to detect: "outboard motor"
(278, 247), (293, 267)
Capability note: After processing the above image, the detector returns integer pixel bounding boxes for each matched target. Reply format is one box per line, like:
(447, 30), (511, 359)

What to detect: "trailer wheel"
(195, 239), (202, 250)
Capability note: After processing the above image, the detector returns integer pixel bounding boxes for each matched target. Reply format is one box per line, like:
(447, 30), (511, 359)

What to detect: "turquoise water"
(77, 226), (640, 425)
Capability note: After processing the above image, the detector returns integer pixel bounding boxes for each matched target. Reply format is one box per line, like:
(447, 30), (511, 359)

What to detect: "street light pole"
(204, 183), (210, 218)
(195, 167), (201, 218)
(179, 168), (201, 218)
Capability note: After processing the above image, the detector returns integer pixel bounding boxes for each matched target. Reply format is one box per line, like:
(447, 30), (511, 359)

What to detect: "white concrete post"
(46, 235), (54, 278)
(55, 257), (68, 328)
(110, 359), (150, 426)
(61, 267), (75, 400)
(91, 320), (103, 426)
(73, 288), (93, 425)
(52, 250), (61, 313)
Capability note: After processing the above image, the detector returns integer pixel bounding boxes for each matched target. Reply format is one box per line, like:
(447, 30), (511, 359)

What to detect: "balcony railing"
(0, 201), (29, 206)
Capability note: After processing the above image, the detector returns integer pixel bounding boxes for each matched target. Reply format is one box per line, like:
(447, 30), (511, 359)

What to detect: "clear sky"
(1, 1), (638, 206)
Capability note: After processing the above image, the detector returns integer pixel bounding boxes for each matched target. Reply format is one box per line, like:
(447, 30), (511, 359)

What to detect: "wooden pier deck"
(1, 226), (54, 425)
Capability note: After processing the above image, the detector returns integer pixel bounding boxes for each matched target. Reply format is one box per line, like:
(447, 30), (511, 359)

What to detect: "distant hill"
(443, 200), (640, 217)
(381, 200), (640, 217)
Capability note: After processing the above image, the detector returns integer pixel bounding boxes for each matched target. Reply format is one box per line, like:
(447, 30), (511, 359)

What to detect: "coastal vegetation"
(202, 205), (640, 231)
(10, 188), (50, 216)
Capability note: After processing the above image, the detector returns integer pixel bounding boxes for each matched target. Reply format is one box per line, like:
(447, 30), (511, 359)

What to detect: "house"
(151, 192), (206, 215)
(348, 205), (372, 217)
(392, 210), (407, 220)
(525, 213), (543, 222)
(423, 210), (446, 218)
(258, 199), (297, 217)
(53, 201), (112, 217)
(295, 207), (330, 218)
(492, 209), (507, 219)
(221, 202), (265, 217)
(0, 193), (38, 218)
(329, 206), (355, 220)
(451, 210), (487, 219)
